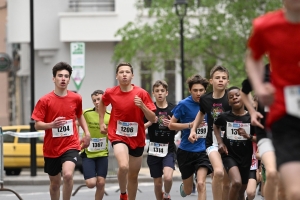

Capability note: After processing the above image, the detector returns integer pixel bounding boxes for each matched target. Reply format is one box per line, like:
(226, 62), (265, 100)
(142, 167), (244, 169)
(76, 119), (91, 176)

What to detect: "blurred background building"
(1, 0), (205, 126)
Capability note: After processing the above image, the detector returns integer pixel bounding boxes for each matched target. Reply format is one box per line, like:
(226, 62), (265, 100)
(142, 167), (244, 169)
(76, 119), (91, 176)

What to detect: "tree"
(113, 0), (281, 86)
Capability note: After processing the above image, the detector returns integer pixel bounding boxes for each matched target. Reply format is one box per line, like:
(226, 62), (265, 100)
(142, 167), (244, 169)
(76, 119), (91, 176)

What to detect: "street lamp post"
(30, 0), (37, 176)
(174, 0), (187, 99)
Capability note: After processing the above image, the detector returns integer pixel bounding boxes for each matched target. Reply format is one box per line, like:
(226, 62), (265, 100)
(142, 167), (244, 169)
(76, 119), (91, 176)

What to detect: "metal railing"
(0, 127), (23, 200)
(69, 0), (115, 12)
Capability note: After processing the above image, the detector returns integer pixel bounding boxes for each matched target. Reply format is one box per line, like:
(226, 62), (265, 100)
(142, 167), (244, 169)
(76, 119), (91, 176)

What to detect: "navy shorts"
(82, 156), (108, 180)
(223, 156), (250, 184)
(112, 141), (144, 157)
(147, 152), (176, 178)
(271, 114), (300, 169)
(176, 148), (212, 180)
(44, 149), (79, 176)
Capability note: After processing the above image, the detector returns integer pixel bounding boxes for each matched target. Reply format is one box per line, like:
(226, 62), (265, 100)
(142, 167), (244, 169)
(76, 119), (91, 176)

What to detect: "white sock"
(164, 192), (169, 198)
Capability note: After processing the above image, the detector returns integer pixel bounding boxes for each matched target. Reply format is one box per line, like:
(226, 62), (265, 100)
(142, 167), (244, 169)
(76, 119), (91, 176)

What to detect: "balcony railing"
(69, 0), (115, 12)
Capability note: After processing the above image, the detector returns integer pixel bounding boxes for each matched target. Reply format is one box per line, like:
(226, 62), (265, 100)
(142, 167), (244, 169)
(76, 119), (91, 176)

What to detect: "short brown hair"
(186, 74), (209, 90)
(152, 80), (168, 91)
(91, 90), (104, 97)
(52, 62), (72, 77)
(210, 65), (229, 79)
(116, 62), (133, 74)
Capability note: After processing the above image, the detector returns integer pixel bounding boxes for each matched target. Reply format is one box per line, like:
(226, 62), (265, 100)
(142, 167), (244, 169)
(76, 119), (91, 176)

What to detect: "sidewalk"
(1, 167), (185, 186)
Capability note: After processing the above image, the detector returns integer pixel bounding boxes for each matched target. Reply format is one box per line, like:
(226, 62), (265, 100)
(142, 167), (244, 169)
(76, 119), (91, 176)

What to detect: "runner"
(190, 65), (231, 200)
(31, 62), (91, 200)
(246, 1), (300, 199)
(169, 74), (213, 200)
(144, 80), (176, 200)
(240, 64), (279, 200)
(213, 86), (256, 200)
(99, 62), (156, 200)
(81, 90), (110, 200)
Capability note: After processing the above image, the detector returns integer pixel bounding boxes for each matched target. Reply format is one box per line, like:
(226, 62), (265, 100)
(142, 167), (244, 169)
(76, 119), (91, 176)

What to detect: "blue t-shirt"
(172, 96), (206, 152)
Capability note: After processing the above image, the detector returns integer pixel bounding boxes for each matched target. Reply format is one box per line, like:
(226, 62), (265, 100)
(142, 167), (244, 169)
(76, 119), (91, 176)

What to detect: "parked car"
(2, 125), (83, 176)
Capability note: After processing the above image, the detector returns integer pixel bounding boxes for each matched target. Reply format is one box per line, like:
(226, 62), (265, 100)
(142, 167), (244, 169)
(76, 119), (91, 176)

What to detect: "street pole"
(30, 0), (37, 177)
(180, 17), (185, 99)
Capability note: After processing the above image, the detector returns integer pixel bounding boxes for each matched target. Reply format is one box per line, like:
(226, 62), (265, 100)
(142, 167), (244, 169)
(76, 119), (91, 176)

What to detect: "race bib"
(116, 121), (138, 137)
(52, 119), (74, 137)
(148, 142), (168, 157)
(284, 85), (300, 118)
(226, 122), (250, 140)
(196, 124), (208, 138)
(87, 137), (107, 152)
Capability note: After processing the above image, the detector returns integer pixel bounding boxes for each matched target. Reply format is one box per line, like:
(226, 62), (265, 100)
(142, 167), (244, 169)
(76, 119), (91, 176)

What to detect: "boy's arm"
(77, 115), (91, 149)
(168, 116), (189, 131)
(213, 124), (227, 155)
(188, 111), (204, 143)
(99, 100), (108, 134)
(240, 91), (264, 129)
(246, 50), (275, 106)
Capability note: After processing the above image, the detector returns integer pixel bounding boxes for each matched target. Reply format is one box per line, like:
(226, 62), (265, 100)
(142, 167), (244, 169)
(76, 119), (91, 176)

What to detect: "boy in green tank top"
(81, 90), (110, 200)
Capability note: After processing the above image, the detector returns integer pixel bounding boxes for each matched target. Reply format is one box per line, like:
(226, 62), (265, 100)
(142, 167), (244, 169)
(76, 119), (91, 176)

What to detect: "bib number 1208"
(121, 127), (133, 132)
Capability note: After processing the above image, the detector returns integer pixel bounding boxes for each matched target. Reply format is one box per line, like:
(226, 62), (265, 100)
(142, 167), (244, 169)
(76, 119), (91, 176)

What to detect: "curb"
(2, 175), (183, 186)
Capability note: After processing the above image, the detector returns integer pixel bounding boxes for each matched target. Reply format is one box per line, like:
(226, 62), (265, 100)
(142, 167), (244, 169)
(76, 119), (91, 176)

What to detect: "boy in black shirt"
(214, 86), (256, 200)
(145, 80), (176, 200)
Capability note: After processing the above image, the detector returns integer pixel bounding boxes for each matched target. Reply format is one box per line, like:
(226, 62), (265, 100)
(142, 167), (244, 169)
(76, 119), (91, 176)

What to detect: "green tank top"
(82, 108), (110, 158)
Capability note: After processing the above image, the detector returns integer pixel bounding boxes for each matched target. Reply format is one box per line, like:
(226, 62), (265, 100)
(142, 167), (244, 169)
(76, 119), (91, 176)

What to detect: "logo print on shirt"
(158, 112), (168, 129)
(211, 103), (225, 121)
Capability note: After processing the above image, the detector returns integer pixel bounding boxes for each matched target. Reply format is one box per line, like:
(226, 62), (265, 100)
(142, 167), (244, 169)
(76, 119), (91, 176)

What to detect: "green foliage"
(113, 0), (281, 86)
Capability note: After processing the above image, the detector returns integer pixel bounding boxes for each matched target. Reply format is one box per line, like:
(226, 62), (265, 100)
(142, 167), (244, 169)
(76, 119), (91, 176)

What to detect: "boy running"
(190, 65), (231, 200)
(144, 80), (176, 200)
(246, 1), (300, 199)
(31, 62), (91, 200)
(214, 86), (256, 200)
(99, 62), (156, 200)
(81, 90), (110, 200)
(169, 74), (212, 200)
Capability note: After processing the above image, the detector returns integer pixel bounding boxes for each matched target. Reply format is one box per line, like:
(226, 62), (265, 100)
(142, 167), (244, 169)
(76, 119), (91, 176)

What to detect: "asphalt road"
(0, 180), (263, 200)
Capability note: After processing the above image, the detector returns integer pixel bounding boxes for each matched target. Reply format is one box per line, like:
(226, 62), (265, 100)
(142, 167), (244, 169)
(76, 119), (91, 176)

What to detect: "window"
(165, 61), (176, 104)
(140, 61), (153, 96)
(69, 0), (115, 12)
(3, 134), (15, 143)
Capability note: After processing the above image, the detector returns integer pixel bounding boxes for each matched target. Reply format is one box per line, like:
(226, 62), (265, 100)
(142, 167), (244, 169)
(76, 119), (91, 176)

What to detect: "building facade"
(6, 0), (205, 125)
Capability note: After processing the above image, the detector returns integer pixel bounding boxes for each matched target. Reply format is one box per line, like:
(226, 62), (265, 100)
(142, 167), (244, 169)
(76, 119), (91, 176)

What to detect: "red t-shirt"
(248, 9), (300, 127)
(102, 85), (156, 149)
(31, 91), (82, 157)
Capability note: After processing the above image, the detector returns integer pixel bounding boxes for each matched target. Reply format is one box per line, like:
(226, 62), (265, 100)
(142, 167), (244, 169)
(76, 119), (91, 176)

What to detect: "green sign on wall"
(70, 43), (85, 91)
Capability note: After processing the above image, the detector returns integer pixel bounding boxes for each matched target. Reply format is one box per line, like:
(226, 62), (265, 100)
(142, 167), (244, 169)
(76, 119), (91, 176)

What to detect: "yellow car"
(2, 125), (44, 175)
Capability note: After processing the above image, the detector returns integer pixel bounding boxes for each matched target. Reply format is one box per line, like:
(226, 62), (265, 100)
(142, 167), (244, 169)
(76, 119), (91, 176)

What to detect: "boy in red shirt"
(99, 62), (156, 200)
(32, 62), (91, 200)
(246, 1), (300, 199)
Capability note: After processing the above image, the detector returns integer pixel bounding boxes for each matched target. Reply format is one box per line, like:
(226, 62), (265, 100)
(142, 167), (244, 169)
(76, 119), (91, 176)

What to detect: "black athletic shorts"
(44, 149), (79, 176)
(223, 156), (250, 184)
(271, 114), (300, 169)
(176, 148), (212, 180)
(112, 141), (144, 157)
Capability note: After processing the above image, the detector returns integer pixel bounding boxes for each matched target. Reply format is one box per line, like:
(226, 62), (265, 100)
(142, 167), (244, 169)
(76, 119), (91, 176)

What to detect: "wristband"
(248, 135), (253, 141)
(188, 123), (191, 129)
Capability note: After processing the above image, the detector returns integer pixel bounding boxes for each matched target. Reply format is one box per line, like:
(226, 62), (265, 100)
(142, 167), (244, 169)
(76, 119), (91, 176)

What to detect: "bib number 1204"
(57, 126), (70, 132)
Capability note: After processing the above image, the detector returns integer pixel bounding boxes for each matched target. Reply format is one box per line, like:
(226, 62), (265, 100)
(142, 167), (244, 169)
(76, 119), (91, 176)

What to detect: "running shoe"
(163, 193), (171, 200)
(180, 183), (187, 197)
(120, 193), (128, 200)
